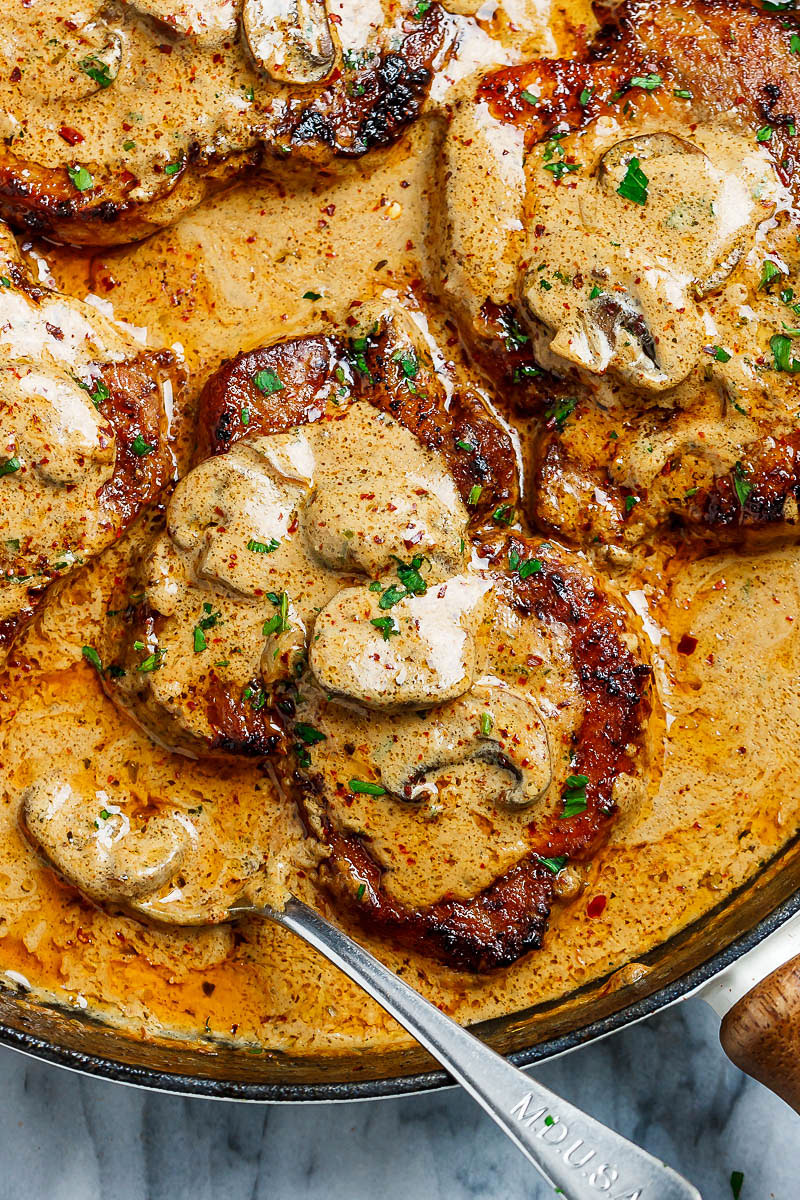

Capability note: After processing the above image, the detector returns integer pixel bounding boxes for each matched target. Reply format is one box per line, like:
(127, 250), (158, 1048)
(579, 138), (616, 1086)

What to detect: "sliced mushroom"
(369, 683), (552, 809)
(124, 0), (240, 48)
(243, 0), (337, 85)
(309, 575), (492, 711)
(21, 777), (194, 906)
(521, 125), (779, 393)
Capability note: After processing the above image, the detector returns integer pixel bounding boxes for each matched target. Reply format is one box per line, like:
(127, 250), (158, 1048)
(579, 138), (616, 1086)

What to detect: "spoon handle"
(272, 899), (701, 1200)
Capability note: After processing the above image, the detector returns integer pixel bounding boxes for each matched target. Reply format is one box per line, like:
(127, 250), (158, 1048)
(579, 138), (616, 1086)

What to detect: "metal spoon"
(231, 895), (701, 1200)
(19, 784), (699, 1198)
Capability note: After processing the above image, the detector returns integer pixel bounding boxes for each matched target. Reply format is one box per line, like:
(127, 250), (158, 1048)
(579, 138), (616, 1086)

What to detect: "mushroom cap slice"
(243, 0), (337, 85)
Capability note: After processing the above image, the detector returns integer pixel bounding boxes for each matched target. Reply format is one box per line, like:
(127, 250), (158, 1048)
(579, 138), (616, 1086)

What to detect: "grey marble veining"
(0, 996), (794, 1200)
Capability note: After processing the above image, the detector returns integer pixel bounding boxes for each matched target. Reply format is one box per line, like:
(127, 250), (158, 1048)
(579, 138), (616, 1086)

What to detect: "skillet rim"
(0, 886), (797, 1102)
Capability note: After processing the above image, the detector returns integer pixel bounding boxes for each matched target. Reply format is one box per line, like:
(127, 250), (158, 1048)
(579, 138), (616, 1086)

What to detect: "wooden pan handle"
(720, 952), (800, 1113)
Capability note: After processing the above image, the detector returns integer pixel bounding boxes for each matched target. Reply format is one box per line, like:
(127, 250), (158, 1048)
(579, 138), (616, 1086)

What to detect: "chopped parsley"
(673, 87), (693, 99)
(538, 855), (567, 874)
(241, 406), (250, 426)
(247, 537), (280, 554)
(131, 434), (155, 456)
(492, 503), (515, 525)
(711, 345), (732, 363)
(371, 616), (399, 640)
(262, 591), (290, 636)
(392, 349), (419, 380)
(498, 310), (529, 351)
(137, 648), (165, 673)
(467, 484), (483, 505)
(122, 139), (136, 151)
(617, 156), (649, 205)
(0, 276), (10, 288)
(625, 495), (640, 514)
(733, 461), (752, 508)
(546, 395), (578, 431)
(578, 85), (593, 106)
(198, 602), (219, 631)
(81, 645), (103, 673)
(771, 332), (800, 372)
(629, 73), (662, 90)
(756, 125), (773, 143)
(368, 580), (383, 592)
(479, 711), (493, 736)
(456, 439), (475, 452)
(348, 779), (387, 795)
(412, 0), (431, 17)
(519, 557), (543, 579)
(543, 159), (579, 181)
(559, 774), (588, 819)
(758, 259), (784, 291)
(67, 164), (94, 192)
(0, 456), (21, 477)
(193, 626), (207, 653)
(79, 56), (114, 88)
(512, 363), (542, 383)
(295, 722), (326, 745)
(792, 33), (800, 53)
(252, 368), (284, 394)
(303, 290), (322, 300)
(164, 159), (182, 176)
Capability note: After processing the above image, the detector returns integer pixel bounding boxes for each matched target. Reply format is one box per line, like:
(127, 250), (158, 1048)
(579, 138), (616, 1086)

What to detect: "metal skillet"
(17, 796), (699, 1200)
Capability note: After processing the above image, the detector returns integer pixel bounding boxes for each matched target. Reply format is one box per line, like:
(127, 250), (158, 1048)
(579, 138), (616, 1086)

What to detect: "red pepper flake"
(59, 125), (84, 146)
(677, 634), (697, 655)
(586, 894), (607, 919)
(9, 66), (21, 83)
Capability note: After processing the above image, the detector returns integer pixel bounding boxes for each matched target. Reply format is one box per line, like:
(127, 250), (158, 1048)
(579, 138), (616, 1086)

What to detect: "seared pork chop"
(106, 304), (651, 970)
(433, 0), (800, 548)
(0, 2), (448, 245)
(0, 221), (180, 659)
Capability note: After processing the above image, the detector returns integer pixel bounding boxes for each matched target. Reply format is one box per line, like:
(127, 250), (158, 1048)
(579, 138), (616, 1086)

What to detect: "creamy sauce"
(0, 0), (798, 1056)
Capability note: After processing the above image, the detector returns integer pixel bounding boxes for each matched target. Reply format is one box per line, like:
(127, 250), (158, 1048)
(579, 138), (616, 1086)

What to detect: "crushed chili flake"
(677, 634), (698, 655)
(586, 894), (607, 919)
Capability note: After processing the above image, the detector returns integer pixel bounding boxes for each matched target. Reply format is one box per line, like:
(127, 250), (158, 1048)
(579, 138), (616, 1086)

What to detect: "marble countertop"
(1, 995), (794, 1200)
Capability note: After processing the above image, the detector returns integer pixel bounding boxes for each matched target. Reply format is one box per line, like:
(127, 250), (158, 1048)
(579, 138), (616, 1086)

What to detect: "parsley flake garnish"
(538, 855), (567, 874)
(303, 290), (322, 300)
(81, 645), (103, 673)
(456, 439), (475, 452)
(756, 125), (773, 143)
(137, 648), (165, 673)
(519, 557), (543, 579)
(0, 456), (21, 477)
(371, 616), (399, 641)
(67, 164), (94, 192)
(131, 434), (155, 456)
(247, 537), (280, 554)
(296, 722), (326, 745)
(492, 503), (515, 525)
(559, 774), (588, 819)
(546, 395), (578, 431)
(252, 368), (284, 394)
(79, 56), (114, 88)
(617, 156), (649, 205)
(711, 346), (732, 363)
(733, 461), (752, 508)
(673, 87), (693, 99)
(164, 160), (182, 176)
(193, 626), (207, 653)
(759, 260), (784, 291)
(479, 711), (493, 736)
(348, 779), (387, 796)
(771, 332), (800, 372)
(629, 73), (662, 90)
(412, 0), (431, 18)
(262, 591), (290, 636)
